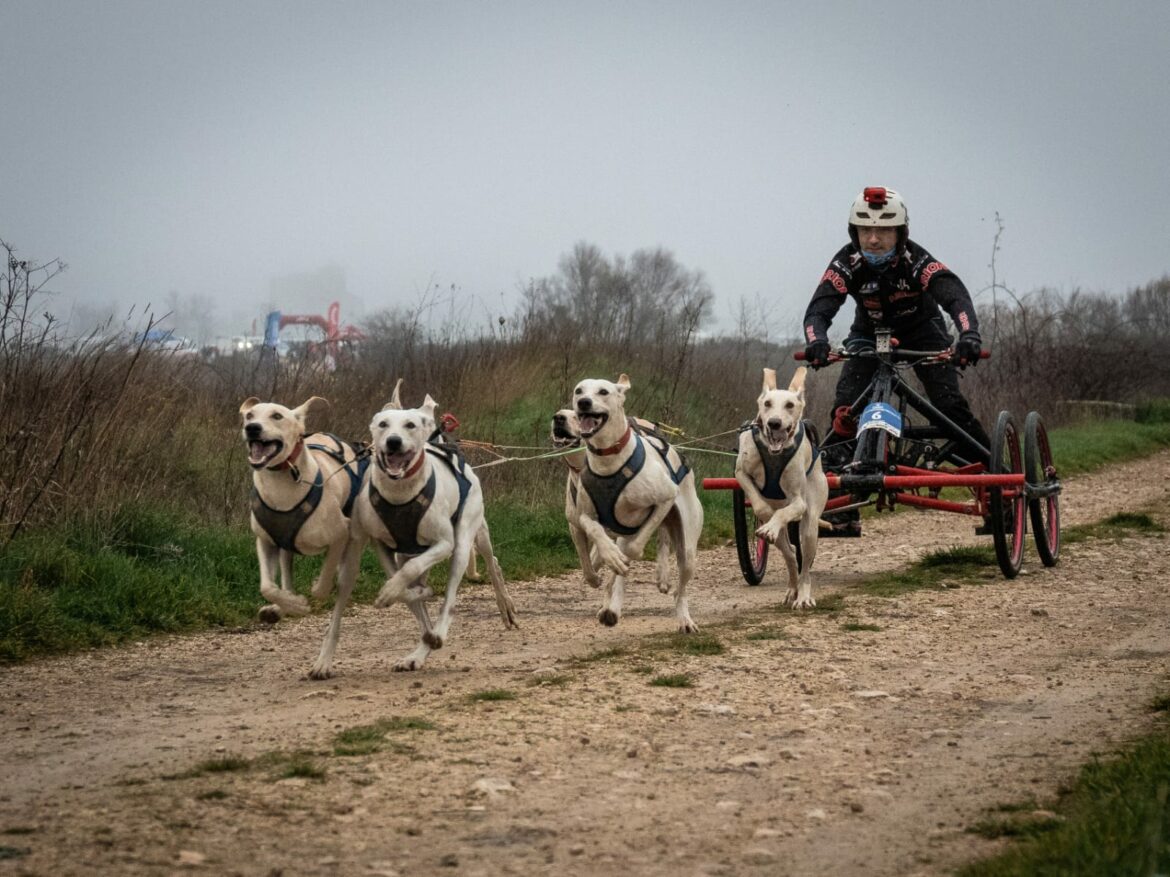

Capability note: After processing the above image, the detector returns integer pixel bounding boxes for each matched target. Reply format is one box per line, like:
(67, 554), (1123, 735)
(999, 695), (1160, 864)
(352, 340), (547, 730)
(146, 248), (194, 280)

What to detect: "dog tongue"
(249, 440), (279, 465)
(579, 414), (603, 433)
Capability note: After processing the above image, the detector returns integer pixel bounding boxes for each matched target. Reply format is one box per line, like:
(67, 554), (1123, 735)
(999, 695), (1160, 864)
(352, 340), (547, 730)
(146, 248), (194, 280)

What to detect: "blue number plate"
(858, 402), (903, 437)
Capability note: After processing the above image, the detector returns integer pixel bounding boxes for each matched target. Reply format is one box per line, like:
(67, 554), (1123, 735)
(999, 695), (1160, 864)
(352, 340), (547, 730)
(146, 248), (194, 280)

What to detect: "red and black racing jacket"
(802, 240), (979, 345)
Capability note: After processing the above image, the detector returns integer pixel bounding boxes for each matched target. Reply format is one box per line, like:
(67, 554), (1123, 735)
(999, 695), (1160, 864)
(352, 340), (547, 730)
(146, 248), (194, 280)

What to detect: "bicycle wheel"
(732, 487), (768, 585)
(988, 410), (1026, 579)
(1024, 410), (1061, 566)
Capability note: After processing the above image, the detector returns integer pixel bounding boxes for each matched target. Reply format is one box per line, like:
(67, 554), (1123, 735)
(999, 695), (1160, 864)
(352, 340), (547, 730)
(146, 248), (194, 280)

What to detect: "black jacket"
(803, 240), (979, 345)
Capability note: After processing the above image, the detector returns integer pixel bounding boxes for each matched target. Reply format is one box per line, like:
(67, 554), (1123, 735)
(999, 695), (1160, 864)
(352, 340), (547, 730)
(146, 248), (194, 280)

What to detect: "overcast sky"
(3, 0), (1168, 339)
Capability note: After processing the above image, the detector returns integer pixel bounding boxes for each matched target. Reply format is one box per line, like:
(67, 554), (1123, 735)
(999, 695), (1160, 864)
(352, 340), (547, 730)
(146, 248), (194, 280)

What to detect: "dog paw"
(790, 589), (816, 610)
(422, 631), (445, 650)
(756, 521), (783, 544)
(594, 541), (630, 575)
(257, 604), (283, 625)
(374, 581), (407, 608)
(656, 579), (673, 595)
(307, 663), (333, 680)
(393, 657), (425, 672)
(677, 618), (699, 634)
(583, 571), (602, 588)
(597, 608), (620, 627)
(310, 581), (333, 601)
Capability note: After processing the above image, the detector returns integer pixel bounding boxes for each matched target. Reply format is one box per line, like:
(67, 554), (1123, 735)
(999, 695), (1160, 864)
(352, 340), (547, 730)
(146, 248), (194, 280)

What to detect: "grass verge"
(958, 727), (1170, 876)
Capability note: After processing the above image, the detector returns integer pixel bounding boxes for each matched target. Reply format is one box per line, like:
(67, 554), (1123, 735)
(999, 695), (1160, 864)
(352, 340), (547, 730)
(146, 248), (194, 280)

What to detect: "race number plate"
(859, 402), (903, 437)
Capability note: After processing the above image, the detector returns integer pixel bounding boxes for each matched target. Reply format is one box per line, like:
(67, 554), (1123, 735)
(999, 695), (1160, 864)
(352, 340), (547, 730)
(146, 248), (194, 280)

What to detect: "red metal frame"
(702, 467), (1026, 519)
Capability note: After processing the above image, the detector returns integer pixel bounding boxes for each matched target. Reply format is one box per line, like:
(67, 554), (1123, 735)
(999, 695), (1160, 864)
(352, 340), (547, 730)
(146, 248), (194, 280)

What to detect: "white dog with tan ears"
(240, 396), (368, 623)
(315, 384), (518, 678)
(569, 375), (702, 632)
(734, 367), (829, 608)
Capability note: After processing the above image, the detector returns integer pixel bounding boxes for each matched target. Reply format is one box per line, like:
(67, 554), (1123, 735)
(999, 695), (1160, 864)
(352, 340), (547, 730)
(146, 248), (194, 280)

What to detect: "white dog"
(734, 367), (829, 608)
(240, 396), (367, 623)
(314, 385), (518, 677)
(552, 408), (672, 594)
(569, 375), (702, 632)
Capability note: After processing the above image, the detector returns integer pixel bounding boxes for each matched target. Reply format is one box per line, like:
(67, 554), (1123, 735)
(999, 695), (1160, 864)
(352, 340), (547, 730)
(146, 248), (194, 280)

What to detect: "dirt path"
(3, 452), (1170, 876)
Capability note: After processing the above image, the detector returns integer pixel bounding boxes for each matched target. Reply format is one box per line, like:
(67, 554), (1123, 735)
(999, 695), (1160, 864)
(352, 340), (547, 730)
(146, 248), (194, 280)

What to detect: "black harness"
(742, 420), (821, 501)
(250, 434), (368, 554)
(580, 424), (691, 537)
(368, 443), (473, 556)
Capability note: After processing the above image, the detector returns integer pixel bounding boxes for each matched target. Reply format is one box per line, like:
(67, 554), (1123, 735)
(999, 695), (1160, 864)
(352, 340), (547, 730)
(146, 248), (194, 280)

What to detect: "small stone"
(805, 808), (827, 821)
(471, 778), (516, 798)
(854, 690), (890, 699)
(178, 850), (206, 866)
(850, 802), (865, 813)
(439, 853), (459, 867)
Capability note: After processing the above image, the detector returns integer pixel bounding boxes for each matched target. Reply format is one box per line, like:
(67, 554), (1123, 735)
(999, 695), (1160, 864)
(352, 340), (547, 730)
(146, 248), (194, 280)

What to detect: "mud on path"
(3, 452), (1170, 876)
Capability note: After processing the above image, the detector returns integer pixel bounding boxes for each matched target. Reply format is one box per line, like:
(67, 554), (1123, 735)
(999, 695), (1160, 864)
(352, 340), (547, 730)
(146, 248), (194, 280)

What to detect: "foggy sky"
(3, 0), (1168, 340)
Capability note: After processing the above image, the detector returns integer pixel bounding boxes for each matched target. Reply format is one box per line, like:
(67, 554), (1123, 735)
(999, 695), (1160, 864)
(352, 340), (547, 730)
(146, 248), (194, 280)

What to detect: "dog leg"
(672, 488), (703, 633)
(310, 534), (347, 602)
(309, 535), (364, 679)
(257, 539), (309, 621)
(791, 513), (818, 609)
(621, 501), (674, 562)
(476, 523), (518, 629)
(569, 520), (603, 587)
(655, 526), (673, 595)
(776, 525), (801, 607)
(393, 599), (436, 671)
(427, 522), (480, 649)
(598, 571), (626, 627)
(375, 540), (451, 609)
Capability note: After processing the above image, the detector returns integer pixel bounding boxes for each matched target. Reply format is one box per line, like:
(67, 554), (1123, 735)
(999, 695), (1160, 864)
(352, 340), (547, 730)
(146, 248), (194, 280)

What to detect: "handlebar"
(794, 347), (990, 364)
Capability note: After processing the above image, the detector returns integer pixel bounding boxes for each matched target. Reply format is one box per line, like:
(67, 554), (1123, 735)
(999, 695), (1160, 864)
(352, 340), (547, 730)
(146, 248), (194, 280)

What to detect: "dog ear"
(762, 368), (777, 392)
(420, 394), (438, 427)
(788, 367), (807, 392)
(616, 373), (631, 392)
(383, 378), (404, 411)
(292, 396), (329, 423)
(239, 397), (260, 415)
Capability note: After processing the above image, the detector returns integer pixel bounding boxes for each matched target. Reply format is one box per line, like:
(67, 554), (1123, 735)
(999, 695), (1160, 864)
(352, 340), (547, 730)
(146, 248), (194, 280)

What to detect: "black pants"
(828, 320), (992, 455)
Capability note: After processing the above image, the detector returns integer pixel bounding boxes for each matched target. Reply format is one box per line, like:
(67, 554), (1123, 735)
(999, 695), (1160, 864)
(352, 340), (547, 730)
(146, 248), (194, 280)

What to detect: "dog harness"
(251, 470), (325, 554)
(368, 443), (473, 556)
(743, 420), (821, 501)
(251, 434), (369, 556)
(580, 426), (691, 537)
(250, 435), (368, 554)
(307, 433), (370, 516)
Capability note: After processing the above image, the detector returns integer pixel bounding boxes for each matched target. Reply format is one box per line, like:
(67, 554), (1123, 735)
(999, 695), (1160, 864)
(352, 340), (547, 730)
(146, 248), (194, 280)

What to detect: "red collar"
(382, 447), (427, 479)
(403, 449), (427, 479)
(592, 424), (633, 456)
(269, 438), (304, 471)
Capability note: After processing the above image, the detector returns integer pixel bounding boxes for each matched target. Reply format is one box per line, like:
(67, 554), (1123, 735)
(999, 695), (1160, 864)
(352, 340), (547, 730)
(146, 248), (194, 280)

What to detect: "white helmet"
(848, 186), (909, 250)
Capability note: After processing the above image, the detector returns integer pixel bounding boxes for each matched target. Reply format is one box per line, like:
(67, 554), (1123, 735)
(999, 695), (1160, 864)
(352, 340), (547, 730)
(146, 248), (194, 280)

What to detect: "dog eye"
(574, 387), (582, 395)
(405, 421), (416, 429)
(273, 413), (283, 420)
(378, 420), (387, 428)
(598, 388), (608, 396)
(785, 402), (794, 409)
(245, 412), (253, 420)
(763, 400), (771, 409)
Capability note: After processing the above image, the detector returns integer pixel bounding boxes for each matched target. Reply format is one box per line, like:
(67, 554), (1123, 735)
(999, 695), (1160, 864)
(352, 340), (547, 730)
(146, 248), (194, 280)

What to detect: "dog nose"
(553, 413), (567, 426)
(384, 435), (403, 453)
(767, 418), (782, 431)
(245, 423), (261, 438)
(577, 398), (592, 412)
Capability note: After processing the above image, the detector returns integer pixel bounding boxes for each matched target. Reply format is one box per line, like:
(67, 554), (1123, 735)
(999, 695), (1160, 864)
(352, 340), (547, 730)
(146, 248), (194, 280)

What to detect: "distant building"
(266, 263), (363, 321)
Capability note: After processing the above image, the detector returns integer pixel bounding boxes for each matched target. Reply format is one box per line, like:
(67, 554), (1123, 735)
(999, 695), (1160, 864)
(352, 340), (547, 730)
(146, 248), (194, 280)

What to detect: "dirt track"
(3, 452), (1170, 876)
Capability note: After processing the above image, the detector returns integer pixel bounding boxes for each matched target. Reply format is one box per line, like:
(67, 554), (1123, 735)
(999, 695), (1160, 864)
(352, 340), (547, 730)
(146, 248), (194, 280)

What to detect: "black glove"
(954, 332), (982, 368)
(804, 340), (831, 369)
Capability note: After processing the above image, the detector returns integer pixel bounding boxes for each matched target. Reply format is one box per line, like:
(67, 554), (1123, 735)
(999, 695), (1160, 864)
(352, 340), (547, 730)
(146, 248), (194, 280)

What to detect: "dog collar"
(268, 438), (304, 472)
(592, 424), (633, 456)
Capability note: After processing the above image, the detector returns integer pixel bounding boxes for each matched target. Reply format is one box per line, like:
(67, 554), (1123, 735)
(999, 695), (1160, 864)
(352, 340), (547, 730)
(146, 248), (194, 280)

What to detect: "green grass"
(859, 545), (999, 598)
(1048, 419), (1170, 476)
(467, 688), (516, 703)
(649, 673), (693, 688)
(958, 730), (1170, 876)
(333, 717), (436, 756)
(745, 626), (789, 641)
(1063, 512), (1165, 546)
